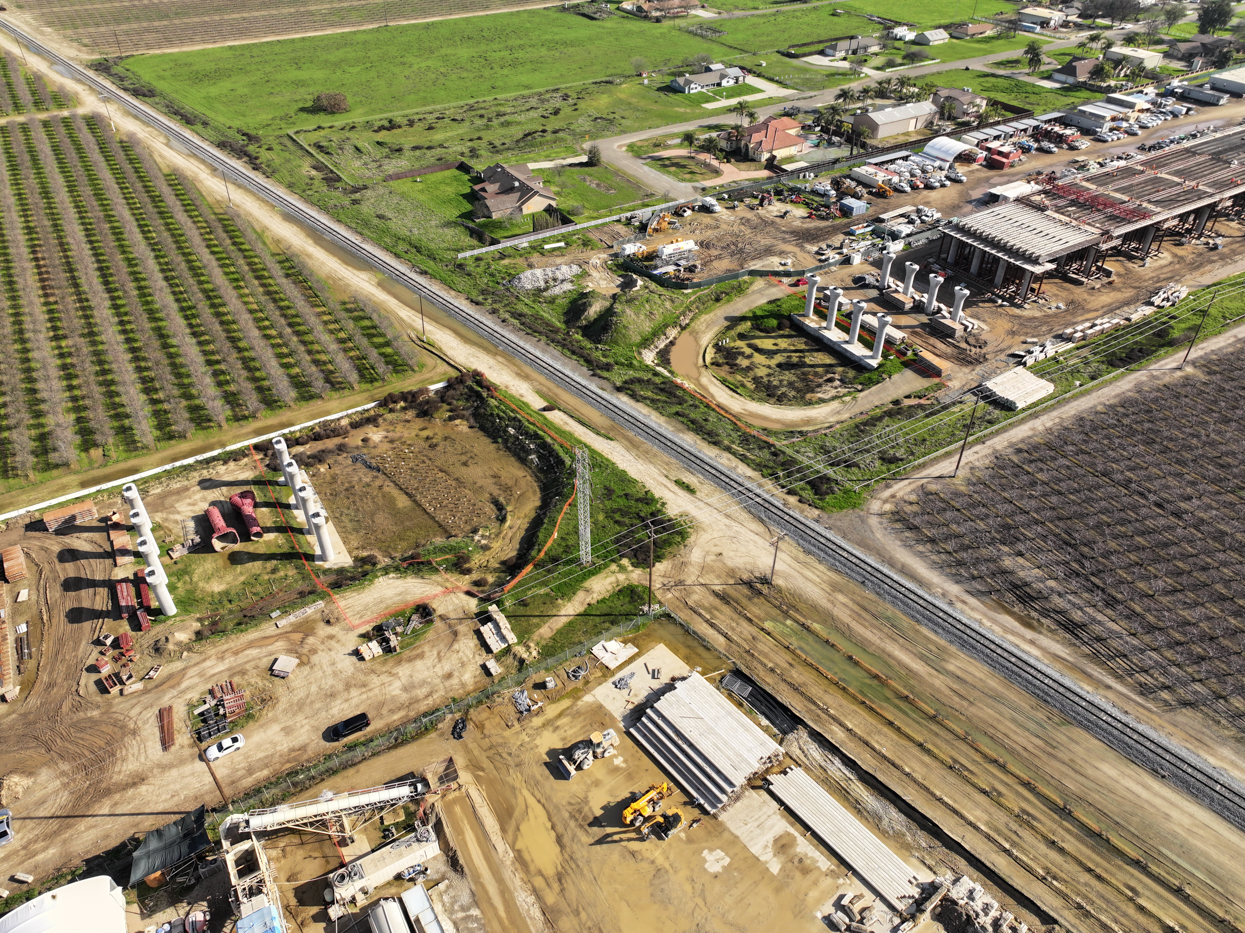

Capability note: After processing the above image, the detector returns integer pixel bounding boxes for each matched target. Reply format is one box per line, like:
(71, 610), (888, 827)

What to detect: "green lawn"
(389, 168), (477, 223)
(121, 10), (729, 134)
(920, 69), (1100, 113)
(643, 155), (723, 182)
(708, 0), (1014, 25)
(1168, 22), (1230, 38)
(914, 34), (1052, 64)
(701, 7), (877, 52)
(684, 82), (762, 103)
(540, 163), (655, 213)
(748, 54), (860, 91)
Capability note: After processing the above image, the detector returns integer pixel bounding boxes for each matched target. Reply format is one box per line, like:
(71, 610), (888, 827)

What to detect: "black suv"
(328, 712), (371, 741)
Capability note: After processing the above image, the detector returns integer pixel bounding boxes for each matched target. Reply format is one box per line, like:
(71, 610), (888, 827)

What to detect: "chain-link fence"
(209, 612), (656, 824)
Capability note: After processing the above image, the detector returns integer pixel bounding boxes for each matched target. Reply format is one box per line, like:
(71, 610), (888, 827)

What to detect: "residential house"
(1051, 55), (1099, 85)
(932, 86), (988, 119)
(471, 164), (557, 218)
(721, 116), (808, 161)
(1105, 46), (1164, 70)
(1016, 7), (1066, 27)
(852, 100), (938, 139)
(821, 35), (883, 58)
(669, 65), (746, 93)
(949, 23), (996, 39)
(1060, 3), (1083, 18)
(1167, 34), (1240, 69)
(914, 29), (950, 46)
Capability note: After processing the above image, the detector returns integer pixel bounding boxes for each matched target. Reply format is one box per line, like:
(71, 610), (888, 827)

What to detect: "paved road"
(8, 16), (1245, 834)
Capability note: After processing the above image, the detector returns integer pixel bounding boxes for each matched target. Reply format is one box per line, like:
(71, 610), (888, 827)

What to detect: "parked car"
(205, 734), (245, 762)
(1068, 139), (1091, 150)
(329, 712), (371, 741)
(0, 809), (12, 847)
(1038, 141), (1059, 153)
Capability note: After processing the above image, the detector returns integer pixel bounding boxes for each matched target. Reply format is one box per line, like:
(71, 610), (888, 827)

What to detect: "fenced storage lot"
(0, 111), (413, 479)
(897, 347), (1245, 733)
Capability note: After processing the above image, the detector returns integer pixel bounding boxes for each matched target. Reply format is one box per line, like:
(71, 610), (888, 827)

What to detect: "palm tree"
(1025, 40), (1045, 73)
(681, 129), (698, 151)
(938, 97), (958, 123)
(875, 77), (895, 96)
(817, 103), (846, 134)
(836, 86), (858, 104)
(1085, 30), (1105, 50)
(1101, 38), (1116, 56)
(743, 106), (759, 126)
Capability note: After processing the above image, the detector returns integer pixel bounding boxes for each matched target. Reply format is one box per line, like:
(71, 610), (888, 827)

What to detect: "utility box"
(839, 197), (869, 217)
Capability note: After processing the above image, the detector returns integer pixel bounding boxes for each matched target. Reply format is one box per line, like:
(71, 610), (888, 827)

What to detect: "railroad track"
(10, 19), (1245, 831)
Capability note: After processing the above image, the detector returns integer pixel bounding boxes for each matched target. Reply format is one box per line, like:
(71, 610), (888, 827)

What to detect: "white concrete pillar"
(271, 437), (290, 484)
(902, 262), (919, 296)
(130, 507), (153, 542)
(848, 300), (866, 345)
(804, 275), (821, 318)
(871, 314), (892, 362)
(121, 483), (143, 513)
(947, 238), (961, 265)
(925, 274), (943, 314)
(136, 536), (161, 572)
(951, 286), (970, 324)
(310, 511), (335, 563)
(969, 247), (984, 277)
(282, 460), (304, 511)
(297, 483), (319, 517)
(824, 287), (843, 329)
(1021, 269), (1034, 298)
(994, 259), (1008, 288)
(1194, 204), (1213, 236)
(880, 252), (896, 289)
(144, 566), (177, 617)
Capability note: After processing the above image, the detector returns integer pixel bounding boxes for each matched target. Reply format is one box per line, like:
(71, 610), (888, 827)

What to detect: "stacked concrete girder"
(848, 300), (866, 345)
(925, 274), (943, 314)
(902, 263), (919, 296)
(804, 275), (821, 318)
(951, 286), (970, 324)
(310, 512), (335, 563)
(871, 314), (892, 361)
(144, 566), (177, 617)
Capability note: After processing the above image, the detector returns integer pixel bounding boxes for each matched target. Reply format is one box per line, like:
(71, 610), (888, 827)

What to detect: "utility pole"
(953, 398), (981, 478)
(1181, 292), (1216, 370)
(17, 42), (28, 66)
(102, 97), (116, 132)
(113, 28), (123, 59)
(575, 447), (592, 567)
(222, 170), (233, 207)
(768, 532), (787, 585)
(647, 521), (655, 617)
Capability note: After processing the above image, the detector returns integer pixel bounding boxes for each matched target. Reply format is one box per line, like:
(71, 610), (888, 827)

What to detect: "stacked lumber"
(210, 681), (247, 720)
(43, 500), (97, 532)
(158, 706), (175, 751)
(2, 546), (26, 582)
(108, 523), (134, 567)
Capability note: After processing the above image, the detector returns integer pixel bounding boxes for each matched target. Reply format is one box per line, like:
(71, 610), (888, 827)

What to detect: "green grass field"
(708, 0), (1013, 25)
(908, 33), (1052, 64)
(122, 10), (727, 134)
(540, 163), (654, 213)
(685, 81), (761, 103)
(920, 69), (1100, 112)
(390, 169), (476, 221)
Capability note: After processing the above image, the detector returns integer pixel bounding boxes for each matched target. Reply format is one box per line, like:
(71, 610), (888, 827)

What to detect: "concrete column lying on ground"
(902, 262), (919, 296)
(871, 314), (891, 362)
(880, 252), (896, 289)
(925, 274), (943, 314)
(804, 275), (821, 319)
(130, 508), (153, 542)
(136, 536), (161, 572)
(144, 566), (177, 617)
(311, 511), (335, 563)
(848, 300), (866, 345)
(951, 286), (970, 324)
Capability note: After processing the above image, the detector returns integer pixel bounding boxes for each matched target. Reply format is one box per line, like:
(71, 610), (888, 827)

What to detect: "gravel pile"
(506, 264), (581, 291)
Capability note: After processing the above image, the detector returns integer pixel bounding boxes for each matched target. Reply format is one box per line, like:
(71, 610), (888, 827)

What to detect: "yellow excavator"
(637, 808), (685, 841)
(622, 783), (673, 826)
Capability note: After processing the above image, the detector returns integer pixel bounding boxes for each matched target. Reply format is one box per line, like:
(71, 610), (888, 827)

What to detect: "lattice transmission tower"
(575, 446), (592, 566)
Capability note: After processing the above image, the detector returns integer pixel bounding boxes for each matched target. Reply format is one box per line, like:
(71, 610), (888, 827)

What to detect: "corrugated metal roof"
(629, 673), (781, 812)
(861, 101), (938, 125)
(767, 767), (918, 911)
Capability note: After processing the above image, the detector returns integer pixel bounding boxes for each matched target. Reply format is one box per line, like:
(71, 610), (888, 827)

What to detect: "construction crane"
(622, 782), (672, 826)
(876, 182), (894, 199)
(556, 729), (619, 779)
(637, 808), (685, 841)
